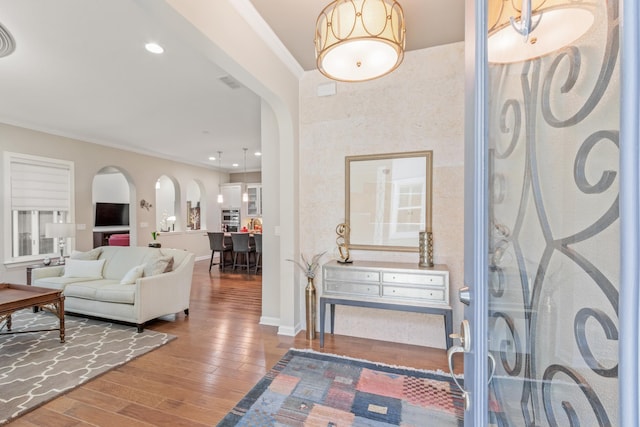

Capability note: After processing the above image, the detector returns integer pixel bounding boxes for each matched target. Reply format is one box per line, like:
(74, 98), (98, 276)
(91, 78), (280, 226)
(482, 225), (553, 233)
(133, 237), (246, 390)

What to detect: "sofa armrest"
(32, 265), (65, 281)
(134, 252), (195, 323)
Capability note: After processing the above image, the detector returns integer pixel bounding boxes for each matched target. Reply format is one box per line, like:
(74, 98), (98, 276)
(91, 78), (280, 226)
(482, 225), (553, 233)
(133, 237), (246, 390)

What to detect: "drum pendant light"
(488, 0), (595, 64)
(315, 0), (405, 82)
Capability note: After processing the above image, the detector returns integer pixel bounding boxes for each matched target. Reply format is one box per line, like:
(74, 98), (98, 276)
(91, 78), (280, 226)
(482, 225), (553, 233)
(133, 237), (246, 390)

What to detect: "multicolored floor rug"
(0, 310), (175, 425)
(218, 349), (464, 426)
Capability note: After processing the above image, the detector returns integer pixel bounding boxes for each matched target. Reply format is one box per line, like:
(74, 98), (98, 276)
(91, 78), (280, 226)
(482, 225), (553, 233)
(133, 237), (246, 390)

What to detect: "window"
(4, 152), (74, 263)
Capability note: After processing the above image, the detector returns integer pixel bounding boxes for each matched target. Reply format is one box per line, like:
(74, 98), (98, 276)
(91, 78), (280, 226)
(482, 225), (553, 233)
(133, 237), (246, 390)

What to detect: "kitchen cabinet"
(246, 184), (262, 217)
(220, 183), (242, 209)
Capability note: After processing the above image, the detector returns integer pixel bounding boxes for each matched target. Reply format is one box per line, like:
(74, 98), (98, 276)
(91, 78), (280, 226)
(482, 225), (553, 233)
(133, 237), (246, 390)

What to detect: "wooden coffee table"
(0, 283), (65, 343)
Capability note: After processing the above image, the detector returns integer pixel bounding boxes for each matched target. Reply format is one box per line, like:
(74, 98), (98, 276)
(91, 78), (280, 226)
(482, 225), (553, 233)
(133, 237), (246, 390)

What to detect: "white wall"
(0, 123), (226, 284)
(299, 43), (466, 348)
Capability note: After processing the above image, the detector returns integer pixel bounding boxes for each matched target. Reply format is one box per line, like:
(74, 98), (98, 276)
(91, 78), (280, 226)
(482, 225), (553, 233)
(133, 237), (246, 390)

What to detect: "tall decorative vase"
(419, 231), (434, 268)
(305, 277), (316, 340)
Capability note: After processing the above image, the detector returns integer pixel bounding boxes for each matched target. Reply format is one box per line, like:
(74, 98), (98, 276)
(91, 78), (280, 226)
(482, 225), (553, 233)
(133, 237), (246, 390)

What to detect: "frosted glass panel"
(486, 1), (619, 425)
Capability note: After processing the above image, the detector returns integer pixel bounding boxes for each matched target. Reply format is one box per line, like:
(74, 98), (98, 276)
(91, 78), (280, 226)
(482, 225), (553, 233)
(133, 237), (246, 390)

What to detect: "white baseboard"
(259, 316), (280, 326)
(278, 321), (303, 337)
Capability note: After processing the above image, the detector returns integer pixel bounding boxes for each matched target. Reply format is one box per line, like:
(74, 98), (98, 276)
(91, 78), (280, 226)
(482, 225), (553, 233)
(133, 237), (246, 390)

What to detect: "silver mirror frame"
(345, 151), (433, 252)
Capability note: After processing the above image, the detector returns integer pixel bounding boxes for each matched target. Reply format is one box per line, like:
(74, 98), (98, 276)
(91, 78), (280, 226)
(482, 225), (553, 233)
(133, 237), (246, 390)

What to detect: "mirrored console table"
(320, 260), (453, 349)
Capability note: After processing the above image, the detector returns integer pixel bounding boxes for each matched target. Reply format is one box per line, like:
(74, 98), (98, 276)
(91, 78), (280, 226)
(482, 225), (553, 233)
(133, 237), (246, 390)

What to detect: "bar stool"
(253, 233), (263, 274)
(231, 232), (255, 273)
(208, 232), (232, 271)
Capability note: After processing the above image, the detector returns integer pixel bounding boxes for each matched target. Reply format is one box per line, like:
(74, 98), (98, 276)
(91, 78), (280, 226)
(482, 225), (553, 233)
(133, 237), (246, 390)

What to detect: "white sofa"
(31, 246), (195, 332)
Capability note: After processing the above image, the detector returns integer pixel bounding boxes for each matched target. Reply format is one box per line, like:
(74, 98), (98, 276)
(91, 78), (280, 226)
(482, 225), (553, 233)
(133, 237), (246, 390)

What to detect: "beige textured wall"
(299, 42), (465, 348)
(0, 123), (224, 284)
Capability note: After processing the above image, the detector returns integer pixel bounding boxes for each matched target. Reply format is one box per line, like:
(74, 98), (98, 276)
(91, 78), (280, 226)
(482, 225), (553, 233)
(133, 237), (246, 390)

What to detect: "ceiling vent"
(0, 23), (15, 58)
(218, 75), (243, 90)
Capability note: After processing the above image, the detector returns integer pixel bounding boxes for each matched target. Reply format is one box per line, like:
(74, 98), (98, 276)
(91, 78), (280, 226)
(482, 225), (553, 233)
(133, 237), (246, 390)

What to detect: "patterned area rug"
(218, 349), (464, 426)
(0, 310), (175, 425)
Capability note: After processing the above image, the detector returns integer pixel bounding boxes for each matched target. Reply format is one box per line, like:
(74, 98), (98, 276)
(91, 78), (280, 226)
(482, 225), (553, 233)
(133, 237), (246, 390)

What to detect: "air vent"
(218, 75), (243, 90)
(0, 23), (15, 58)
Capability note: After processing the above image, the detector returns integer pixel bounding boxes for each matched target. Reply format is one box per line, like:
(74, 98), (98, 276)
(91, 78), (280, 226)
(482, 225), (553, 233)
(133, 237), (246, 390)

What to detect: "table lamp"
(45, 222), (76, 264)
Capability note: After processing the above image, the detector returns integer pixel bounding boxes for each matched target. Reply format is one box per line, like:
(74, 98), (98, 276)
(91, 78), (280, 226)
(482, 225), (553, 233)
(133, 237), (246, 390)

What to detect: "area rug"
(218, 349), (464, 426)
(0, 310), (175, 425)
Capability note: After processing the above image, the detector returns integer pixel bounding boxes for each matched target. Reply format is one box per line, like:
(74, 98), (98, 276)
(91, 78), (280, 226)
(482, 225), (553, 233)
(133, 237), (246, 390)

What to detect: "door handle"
(447, 319), (496, 412)
(459, 286), (471, 305)
(448, 320), (471, 410)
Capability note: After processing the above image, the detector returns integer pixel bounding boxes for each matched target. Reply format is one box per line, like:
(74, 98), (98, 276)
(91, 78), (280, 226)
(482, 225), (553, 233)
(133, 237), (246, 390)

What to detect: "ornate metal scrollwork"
(488, 1), (620, 425)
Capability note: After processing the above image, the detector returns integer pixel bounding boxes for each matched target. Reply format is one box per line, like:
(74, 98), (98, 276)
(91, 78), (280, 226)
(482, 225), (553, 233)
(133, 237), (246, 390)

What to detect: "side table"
(26, 263), (46, 313)
(26, 264), (46, 286)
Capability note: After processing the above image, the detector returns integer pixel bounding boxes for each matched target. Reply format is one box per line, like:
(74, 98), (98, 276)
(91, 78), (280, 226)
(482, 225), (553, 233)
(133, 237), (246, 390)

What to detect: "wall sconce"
(140, 199), (153, 210)
(488, 0), (595, 64)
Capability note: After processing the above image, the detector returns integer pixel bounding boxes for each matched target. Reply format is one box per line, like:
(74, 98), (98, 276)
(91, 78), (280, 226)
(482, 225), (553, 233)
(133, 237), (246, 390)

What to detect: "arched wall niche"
(92, 166), (137, 245)
(155, 174), (181, 232)
(186, 179), (205, 230)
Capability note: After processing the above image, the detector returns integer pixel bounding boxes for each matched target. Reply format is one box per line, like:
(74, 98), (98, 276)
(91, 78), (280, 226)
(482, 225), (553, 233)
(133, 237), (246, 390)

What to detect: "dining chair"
(208, 232), (233, 271)
(253, 233), (263, 274)
(231, 232), (255, 273)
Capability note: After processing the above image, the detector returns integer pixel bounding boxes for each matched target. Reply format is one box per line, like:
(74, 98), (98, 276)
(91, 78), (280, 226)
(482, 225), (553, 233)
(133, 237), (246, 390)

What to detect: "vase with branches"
(287, 251), (326, 279)
(287, 251), (326, 340)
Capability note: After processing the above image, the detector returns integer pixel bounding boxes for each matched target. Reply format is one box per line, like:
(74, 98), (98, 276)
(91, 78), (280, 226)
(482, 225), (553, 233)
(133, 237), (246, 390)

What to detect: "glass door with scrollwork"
(486, 1), (619, 425)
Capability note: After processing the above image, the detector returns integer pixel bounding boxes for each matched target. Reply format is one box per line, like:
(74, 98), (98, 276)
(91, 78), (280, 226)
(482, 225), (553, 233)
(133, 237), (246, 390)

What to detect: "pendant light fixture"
(216, 151), (224, 204)
(242, 148), (249, 203)
(315, 0), (405, 82)
(488, 0), (595, 64)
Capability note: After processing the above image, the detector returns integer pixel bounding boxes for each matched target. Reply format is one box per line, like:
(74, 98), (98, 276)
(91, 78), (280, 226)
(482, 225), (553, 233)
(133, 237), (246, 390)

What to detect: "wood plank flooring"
(10, 259), (461, 426)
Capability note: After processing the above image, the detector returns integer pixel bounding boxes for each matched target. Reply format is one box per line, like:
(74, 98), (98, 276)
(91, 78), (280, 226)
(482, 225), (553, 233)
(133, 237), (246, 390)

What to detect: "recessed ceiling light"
(208, 156), (216, 161)
(145, 42), (164, 54)
(232, 163), (239, 168)
(254, 151), (262, 156)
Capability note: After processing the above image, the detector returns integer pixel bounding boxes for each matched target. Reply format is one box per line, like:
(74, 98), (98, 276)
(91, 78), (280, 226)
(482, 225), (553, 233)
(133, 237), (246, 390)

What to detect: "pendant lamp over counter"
(242, 148), (249, 203)
(315, 0), (405, 82)
(488, 0), (595, 64)
(217, 151), (224, 204)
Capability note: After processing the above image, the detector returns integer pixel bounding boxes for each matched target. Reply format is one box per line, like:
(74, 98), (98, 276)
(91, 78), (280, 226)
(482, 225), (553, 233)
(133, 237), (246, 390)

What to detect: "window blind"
(10, 158), (71, 211)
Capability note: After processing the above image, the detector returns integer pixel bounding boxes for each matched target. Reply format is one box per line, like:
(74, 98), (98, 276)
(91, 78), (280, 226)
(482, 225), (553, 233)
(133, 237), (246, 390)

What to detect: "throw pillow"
(70, 248), (102, 260)
(63, 259), (106, 278)
(143, 255), (173, 277)
(120, 264), (145, 285)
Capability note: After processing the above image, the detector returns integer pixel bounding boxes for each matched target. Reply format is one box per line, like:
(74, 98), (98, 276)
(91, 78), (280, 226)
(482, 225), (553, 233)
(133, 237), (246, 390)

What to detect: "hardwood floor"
(11, 259), (461, 426)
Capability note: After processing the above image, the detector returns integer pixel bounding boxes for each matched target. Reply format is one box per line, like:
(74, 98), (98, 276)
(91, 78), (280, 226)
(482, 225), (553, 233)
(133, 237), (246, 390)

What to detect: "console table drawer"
(382, 285), (446, 303)
(325, 281), (380, 296)
(324, 269), (380, 283)
(382, 272), (445, 286)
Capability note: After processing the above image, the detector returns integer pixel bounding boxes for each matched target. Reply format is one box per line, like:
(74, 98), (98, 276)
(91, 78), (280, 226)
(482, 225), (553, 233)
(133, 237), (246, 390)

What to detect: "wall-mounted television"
(95, 202), (130, 227)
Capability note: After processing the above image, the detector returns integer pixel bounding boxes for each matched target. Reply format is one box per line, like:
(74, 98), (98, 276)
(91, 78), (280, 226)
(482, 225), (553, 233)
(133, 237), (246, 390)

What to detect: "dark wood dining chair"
(208, 232), (233, 271)
(231, 232), (255, 273)
(253, 233), (263, 274)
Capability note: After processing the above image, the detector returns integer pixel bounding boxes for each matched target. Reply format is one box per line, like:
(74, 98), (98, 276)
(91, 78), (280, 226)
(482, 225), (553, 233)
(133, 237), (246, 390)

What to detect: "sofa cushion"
(63, 259), (106, 279)
(143, 255), (173, 277)
(99, 246), (157, 280)
(64, 280), (135, 304)
(32, 276), (96, 291)
(70, 248), (102, 260)
(160, 248), (188, 269)
(120, 264), (145, 285)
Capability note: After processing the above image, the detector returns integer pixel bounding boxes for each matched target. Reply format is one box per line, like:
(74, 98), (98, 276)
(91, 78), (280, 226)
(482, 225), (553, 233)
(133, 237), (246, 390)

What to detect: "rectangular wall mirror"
(346, 151), (433, 252)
